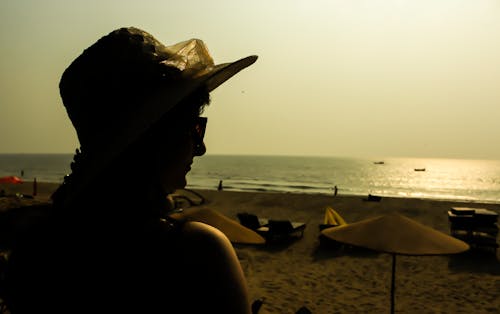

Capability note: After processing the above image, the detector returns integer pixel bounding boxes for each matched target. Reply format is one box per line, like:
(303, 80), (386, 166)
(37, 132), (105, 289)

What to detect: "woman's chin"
(164, 178), (187, 192)
(178, 177), (187, 189)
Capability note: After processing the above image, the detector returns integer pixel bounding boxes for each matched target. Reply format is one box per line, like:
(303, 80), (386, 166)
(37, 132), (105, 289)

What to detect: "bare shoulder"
(176, 221), (251, 314)
(181, 220), (230, 245)
(179, 221), (239, 265)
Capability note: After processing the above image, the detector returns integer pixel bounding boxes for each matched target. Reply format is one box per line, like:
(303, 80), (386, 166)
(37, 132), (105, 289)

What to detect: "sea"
(1, 154), (499, 204)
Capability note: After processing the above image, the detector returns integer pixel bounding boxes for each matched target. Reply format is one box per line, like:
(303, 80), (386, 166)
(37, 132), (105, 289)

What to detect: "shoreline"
(2, 176), (500, 205)
(209, 188), (500, 206)
(2, 181), (500, 206)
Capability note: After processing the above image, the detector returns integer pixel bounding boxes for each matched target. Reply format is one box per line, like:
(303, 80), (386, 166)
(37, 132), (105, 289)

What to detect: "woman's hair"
(169, 86), (211, 118)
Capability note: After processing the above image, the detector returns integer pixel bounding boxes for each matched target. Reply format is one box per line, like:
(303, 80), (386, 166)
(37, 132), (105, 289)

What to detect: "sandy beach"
(1, 182), (499, 313)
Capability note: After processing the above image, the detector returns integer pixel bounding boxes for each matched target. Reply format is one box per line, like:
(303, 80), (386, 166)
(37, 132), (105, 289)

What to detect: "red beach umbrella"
(0, 176), (24, 184)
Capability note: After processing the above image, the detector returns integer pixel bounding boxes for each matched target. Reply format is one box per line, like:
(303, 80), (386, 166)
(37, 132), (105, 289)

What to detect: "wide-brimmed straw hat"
(58, 27), (257, 204)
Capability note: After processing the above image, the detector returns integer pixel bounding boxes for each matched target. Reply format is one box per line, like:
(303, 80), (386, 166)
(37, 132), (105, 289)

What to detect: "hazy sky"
(1, 0), (499, 159)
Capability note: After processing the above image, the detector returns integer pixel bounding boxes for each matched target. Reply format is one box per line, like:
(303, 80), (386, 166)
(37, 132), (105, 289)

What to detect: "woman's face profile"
(154, 119), (207, 193)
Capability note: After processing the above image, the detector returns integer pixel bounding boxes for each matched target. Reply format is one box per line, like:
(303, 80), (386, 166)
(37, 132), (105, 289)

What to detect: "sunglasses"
(192, 116), (207, 145)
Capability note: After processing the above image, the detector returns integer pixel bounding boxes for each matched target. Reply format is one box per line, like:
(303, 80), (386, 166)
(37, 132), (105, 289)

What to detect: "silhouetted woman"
(5, 27), (257, 313)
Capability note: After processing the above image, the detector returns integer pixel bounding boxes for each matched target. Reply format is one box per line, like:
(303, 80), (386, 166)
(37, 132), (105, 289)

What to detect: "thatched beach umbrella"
(321, 213), (469, 314)
(171, 207), (266, 245)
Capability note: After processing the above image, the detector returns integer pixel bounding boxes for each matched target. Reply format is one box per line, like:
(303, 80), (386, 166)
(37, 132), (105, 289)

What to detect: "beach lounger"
(237, 212), (270, 236)
(448, 207), (499, 253)
(237, 213), (306, 242)
(266, 219), (306, 242)
(169, 188), (205, 208)
(237, 212), (269, 229)
(363, 194), (382, 202)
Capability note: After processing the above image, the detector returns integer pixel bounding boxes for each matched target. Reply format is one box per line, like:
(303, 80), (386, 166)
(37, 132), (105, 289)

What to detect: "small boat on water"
(373, 161), (385, 165)
(414, 168), (426, 172)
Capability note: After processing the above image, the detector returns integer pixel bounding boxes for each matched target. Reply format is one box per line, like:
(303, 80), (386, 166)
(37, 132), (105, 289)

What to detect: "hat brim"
(203, 55), (258, 92)
(63, 55), (257, 207)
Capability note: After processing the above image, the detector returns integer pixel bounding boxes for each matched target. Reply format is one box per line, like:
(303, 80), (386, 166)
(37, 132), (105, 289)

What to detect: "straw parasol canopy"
(321, 213), (469, 314)
(321, 213), (469, 255)
(170, 207), (265, 245)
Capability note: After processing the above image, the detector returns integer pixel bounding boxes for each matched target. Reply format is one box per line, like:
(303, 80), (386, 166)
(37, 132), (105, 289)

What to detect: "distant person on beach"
(218, 179), (224, 191)
(333, 185), (338, 196)
(32, 177), (37, 196)
(4, 27), (257, 313)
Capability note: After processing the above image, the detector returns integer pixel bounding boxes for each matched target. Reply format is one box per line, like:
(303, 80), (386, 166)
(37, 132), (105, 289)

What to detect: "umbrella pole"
(391, 253), (396, 314)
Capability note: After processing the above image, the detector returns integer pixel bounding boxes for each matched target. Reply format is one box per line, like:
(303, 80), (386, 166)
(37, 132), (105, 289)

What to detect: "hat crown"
(59, 27), (215, 150)
(161, 38), (215, 75)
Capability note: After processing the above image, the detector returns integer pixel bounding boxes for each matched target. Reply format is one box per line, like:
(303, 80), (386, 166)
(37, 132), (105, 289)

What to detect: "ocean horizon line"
(0, 152), (499, 162)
